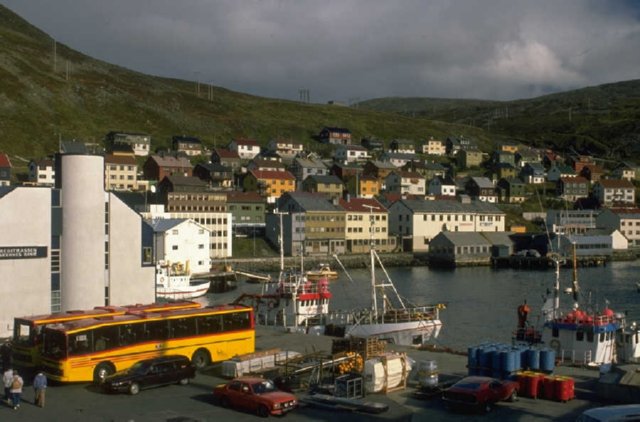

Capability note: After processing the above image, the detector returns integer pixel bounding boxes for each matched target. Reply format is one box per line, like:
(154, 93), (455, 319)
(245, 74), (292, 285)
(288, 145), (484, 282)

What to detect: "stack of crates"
(332, 336), (385, 360)
(540, 375), (575, 402)
(517, 371), (546, 399)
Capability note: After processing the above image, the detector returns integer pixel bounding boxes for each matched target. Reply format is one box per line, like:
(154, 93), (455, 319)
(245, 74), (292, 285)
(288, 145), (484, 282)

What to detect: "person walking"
(10, 369), (23, 410)
(2, 367), (13, 404)
(33, 371), (47, 408)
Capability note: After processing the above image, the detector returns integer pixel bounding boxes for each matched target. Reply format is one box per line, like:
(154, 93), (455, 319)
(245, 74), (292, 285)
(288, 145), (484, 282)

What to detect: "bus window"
(69, 333), (91, 356)
(169, 318), (196, 339)
(93, 326), (119, 352)
(197, 315), (223, 334)
(118, 323), (144, 347)
(223, 312), (250, 331)
(14, 321), (33, 346)
(42, 330), (66, 359)
(144, 320), (168, 341)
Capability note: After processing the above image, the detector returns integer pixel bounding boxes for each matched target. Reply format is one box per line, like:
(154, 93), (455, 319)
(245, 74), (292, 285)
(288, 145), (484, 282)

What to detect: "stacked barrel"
(467, 343), (573, 401)
(467, 343), (556, 379)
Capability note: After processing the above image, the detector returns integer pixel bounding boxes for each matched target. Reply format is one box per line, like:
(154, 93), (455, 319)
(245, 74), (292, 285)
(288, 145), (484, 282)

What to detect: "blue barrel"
(502, 350), (517, 373)
(511, 347), (522, 371)
(479, 347), (494, 376)
(492, 349), (502, 371)
(468, 346), (479, 369)
(527, 348), (541, 371)
(520, 348), (529, 369)
(540, 348), (556, 372)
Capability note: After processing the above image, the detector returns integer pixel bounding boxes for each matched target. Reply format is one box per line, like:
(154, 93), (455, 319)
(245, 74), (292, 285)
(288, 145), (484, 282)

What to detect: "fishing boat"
(514, 249), (639, 366)
(155, 263), (211, 300)
(234, 214), (332, 330)
(332, 245), (444, 346)
(305, 263), (339, 281)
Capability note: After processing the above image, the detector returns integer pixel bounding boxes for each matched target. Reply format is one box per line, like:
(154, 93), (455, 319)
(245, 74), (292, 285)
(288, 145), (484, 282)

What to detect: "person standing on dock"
(33, 371), (47, 408)
(517, 300), (530, 328)
(10, 369), (23, 410)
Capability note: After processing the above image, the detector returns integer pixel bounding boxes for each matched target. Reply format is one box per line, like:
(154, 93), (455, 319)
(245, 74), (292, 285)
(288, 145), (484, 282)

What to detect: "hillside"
(0, 5), (485, 162)
(358, 81), (640, 160)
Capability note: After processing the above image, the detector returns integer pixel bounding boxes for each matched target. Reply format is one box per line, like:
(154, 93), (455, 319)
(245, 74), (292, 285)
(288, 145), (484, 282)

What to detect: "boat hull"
(156, 279), (211, 301)
(345, 319), (443, 346)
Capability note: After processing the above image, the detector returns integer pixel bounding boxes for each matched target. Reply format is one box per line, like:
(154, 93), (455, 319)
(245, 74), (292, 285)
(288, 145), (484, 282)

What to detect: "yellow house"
(243, 169), (296, 203)
(346, 174), (381, 199)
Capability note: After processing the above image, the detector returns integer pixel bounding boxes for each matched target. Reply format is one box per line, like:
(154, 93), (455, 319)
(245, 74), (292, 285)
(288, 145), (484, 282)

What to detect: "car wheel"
(509, 390), (518, 402)
(256, 404), (270, 418)
(220, 396), (230, 408)
(93, 362), (114, 384)
(178, 378), (189, 385)
(191, 349), (211, 369)
(129, 382), (140, 395)
(483, 402), (492, 413)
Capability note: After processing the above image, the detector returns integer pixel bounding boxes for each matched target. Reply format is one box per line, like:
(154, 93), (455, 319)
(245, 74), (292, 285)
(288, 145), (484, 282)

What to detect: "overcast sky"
(2, 0), (640, 103)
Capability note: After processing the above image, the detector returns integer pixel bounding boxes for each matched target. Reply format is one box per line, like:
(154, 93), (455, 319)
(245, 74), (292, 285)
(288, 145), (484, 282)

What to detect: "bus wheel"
(93, 362), (114, 384)
(192, 349), (211, 369)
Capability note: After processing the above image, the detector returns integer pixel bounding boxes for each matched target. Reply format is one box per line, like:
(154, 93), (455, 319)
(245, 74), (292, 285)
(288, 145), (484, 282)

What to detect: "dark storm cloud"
(1, 0), (639, 102)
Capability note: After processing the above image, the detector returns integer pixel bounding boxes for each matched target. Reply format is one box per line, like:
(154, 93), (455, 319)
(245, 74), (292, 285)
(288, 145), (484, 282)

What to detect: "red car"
(442, 376), (519, 413)
(213, 376), (298, 417)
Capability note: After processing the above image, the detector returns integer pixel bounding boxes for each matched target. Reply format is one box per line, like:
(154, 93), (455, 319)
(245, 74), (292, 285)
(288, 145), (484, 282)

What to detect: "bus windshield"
(42, 329), (67, 359)
(13, 320), (35, 346)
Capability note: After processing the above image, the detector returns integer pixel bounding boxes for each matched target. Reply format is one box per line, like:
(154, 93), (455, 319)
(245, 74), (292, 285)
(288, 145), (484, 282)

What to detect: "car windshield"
(252, 380), (276, 394)
(128, 361), (150, 375)
(454, 381), (482, 390)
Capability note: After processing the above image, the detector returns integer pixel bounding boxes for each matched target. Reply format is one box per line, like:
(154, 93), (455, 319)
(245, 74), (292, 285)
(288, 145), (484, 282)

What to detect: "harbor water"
(202, 260), (640, 352)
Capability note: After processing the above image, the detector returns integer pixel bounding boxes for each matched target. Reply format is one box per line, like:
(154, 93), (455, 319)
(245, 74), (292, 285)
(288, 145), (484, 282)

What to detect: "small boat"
(335, 246), (444, 346)
(155, 263), (211, 300)
(306, 264), (338, 281)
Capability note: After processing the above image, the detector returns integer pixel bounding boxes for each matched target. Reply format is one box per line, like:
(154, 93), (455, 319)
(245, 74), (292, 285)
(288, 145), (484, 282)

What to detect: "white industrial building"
(0, 154), (155, 338)
(148, 219), (211, 276)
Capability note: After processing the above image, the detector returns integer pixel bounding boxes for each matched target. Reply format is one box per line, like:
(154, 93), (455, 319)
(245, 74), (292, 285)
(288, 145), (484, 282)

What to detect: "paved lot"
(0, 326), (611, 421)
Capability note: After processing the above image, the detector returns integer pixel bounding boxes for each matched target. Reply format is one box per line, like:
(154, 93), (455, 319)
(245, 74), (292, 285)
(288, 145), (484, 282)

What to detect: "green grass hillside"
(358, 81), (640, 160)
(0, 5), (488, 160)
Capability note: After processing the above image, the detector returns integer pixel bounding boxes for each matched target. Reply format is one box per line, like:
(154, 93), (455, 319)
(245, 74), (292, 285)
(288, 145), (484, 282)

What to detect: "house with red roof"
(338, 197), (395, 253)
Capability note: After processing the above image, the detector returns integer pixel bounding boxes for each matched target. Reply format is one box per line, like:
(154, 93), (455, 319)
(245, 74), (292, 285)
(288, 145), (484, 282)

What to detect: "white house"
(592, 179), (635, 206)
(388, 198), (506, 253)
(596, 208), (640, 247)
(144, 205), (233, 259)
(334, 144), (371, 164)
(384, 171), (426, 196)
(266, 138), (304, 160)
(422, 138), (446, 156)
(28, 158), (55, 186)
(428, 176), (457, 197)
(149, 219), (211, 275)
(229, 138), (261, 160)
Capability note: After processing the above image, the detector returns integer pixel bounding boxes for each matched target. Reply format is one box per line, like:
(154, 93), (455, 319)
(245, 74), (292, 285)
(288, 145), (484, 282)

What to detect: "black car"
(102, 355), (196, 395)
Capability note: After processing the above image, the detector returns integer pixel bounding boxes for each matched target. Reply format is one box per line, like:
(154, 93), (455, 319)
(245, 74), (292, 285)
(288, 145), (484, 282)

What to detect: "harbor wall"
(214, 252), (417, 272)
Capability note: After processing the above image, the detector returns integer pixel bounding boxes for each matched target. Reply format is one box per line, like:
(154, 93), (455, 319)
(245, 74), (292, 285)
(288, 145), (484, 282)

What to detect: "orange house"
(243, 169), (296, 203)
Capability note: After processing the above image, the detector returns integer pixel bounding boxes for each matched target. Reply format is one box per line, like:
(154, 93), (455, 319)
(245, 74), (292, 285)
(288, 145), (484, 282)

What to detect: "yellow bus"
(39, 304), (255, 383)
(12, 301), (202, 367)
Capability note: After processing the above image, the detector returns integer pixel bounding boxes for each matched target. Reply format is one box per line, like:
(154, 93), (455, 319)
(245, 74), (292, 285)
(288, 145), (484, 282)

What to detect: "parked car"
(442, 376), (518, 413)
(213, 376), (298, 417)
(102, 355), (196, 395)
(577, 404), (640, 421)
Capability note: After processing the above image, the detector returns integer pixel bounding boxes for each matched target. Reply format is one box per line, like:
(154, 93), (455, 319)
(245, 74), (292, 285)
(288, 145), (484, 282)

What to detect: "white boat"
(516, 250), (639, 366)
(156, 264), (211, 300)
(234, 213), (332, 330)
(334, 246), (444, 346)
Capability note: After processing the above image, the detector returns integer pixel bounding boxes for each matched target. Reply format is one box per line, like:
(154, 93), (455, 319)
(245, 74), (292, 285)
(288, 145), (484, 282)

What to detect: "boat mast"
(571, 241), (579, 308)
(364, 204), (379, 317)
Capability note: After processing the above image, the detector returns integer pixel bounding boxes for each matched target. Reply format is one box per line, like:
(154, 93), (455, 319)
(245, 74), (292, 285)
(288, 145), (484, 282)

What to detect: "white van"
(577, 404), (640, 422)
